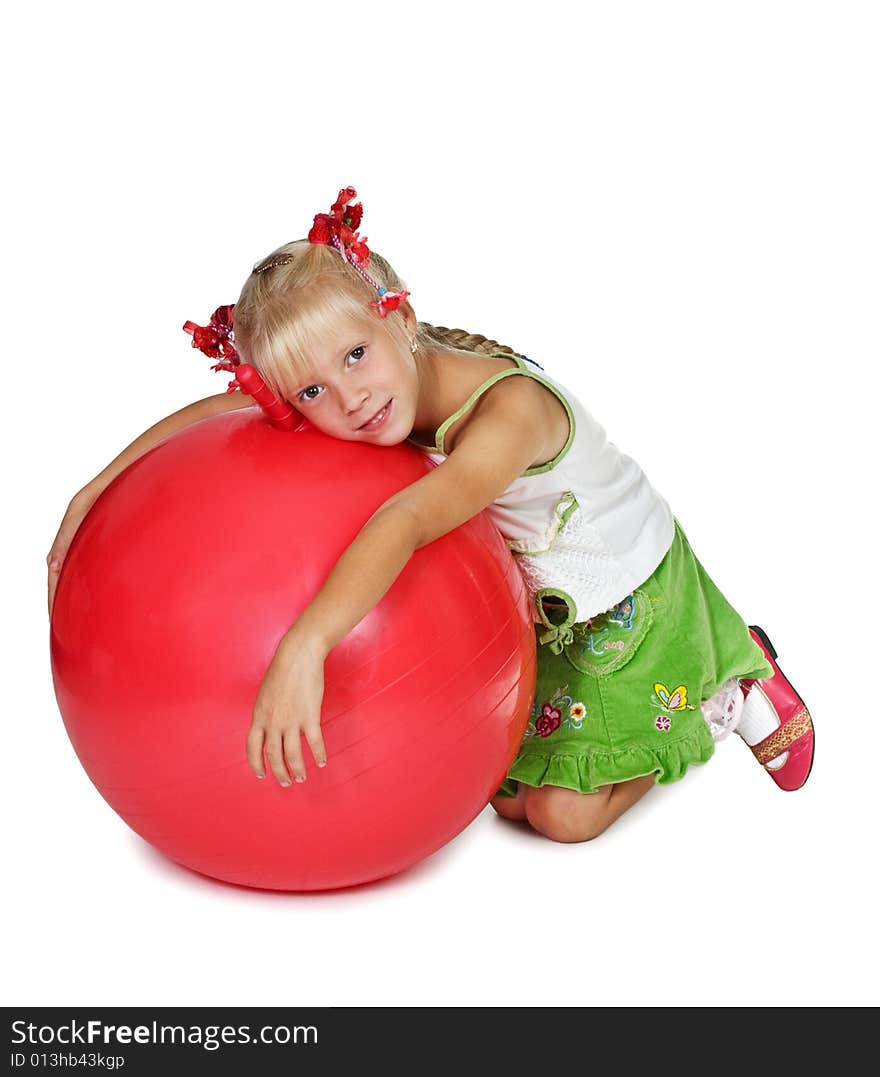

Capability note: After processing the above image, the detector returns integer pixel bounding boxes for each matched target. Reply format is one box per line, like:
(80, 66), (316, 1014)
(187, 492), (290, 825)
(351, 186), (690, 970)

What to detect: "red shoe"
(740, 626), (814, 791)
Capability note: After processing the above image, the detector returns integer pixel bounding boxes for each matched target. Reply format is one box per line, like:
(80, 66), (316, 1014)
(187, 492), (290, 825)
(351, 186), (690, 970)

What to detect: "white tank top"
(407, 352), (674, 649)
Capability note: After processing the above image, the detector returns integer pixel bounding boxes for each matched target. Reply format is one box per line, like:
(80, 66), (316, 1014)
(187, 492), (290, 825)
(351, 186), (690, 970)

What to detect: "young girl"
(47, 186), (814, 843)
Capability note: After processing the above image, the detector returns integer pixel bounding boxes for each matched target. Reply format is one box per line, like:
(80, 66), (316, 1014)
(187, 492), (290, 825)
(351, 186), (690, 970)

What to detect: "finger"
(283, 730), (307, 783)
(47, 562), (61, 618)
(245, 724), (267, 779)
(47, 534), (69, 567)
(265, 731), (292, 787)
(303, 724), (327, 769)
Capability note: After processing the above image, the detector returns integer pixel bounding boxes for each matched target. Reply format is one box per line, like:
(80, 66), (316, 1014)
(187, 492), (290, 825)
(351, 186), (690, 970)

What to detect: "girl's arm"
(247, 376), (556, 785)
(47, 390), (257, 615)
(75, 390), (258, 504)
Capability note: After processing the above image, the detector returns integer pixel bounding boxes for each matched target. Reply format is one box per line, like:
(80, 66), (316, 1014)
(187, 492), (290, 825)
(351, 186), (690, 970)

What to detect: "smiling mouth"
(358, 401), (391, 430)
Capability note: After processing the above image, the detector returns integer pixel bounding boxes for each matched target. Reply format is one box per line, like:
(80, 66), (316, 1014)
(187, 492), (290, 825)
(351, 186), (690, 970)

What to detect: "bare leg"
(490, 783), (528, 822)
(520, 776), (656, 843)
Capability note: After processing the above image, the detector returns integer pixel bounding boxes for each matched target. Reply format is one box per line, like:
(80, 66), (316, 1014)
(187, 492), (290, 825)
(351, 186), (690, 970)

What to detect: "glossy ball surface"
(51, 410), (535, 890)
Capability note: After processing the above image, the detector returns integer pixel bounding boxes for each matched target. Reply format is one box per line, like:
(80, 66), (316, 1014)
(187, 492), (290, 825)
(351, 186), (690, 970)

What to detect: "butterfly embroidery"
(652, 682), (695, 711)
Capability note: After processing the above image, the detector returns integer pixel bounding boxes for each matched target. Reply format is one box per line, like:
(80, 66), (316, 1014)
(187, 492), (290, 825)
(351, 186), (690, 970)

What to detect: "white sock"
(701, 679), (744, 742)
(737, 683), (788, 769)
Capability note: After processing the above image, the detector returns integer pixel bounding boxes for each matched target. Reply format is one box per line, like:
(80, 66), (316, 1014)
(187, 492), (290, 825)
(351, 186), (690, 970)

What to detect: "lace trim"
(508, 491), (579, 556)
(701, 679), (744, 743)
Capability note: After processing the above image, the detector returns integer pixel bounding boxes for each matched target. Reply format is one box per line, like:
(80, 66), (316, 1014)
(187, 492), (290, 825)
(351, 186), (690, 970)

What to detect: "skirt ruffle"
(497, 724), (715, 797)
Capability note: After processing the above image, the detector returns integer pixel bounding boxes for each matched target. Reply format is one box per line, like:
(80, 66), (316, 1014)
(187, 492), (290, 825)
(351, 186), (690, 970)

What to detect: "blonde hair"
(231, 239), (522, 403)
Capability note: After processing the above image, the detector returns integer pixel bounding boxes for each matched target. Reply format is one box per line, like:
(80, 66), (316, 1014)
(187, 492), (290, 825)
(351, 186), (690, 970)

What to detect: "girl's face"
(287, 314), (420, 445)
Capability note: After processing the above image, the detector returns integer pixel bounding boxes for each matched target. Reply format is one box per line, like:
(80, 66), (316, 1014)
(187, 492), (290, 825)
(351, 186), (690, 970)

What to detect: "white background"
(3, 1), (877, 1008)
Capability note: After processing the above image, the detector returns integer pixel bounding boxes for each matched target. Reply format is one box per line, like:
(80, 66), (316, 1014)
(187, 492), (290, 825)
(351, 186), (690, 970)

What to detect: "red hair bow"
(182, 305), (300, 428)
(308, 186), (410, 317)
(182, 304), (241, 391)
(308, 186), (371, 265)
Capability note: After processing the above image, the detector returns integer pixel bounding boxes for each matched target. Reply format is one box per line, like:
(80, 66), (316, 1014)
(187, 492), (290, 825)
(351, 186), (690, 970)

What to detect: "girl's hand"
(246, 630), (329, 786)
(47, 488), (98, 618)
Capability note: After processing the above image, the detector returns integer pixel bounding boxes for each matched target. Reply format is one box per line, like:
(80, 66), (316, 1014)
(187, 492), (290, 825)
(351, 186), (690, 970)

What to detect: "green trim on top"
(507, 356), (577, 477)
(435, 367), (522, 454)
(509, 491), (579, 557)
(534, 586), (579, 654)
(407, 435), (438, 453)
(406, 352), (576, 477)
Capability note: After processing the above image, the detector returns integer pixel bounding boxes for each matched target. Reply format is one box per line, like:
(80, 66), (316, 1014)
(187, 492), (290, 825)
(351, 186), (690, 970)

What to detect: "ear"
(399, 300), (418, 335)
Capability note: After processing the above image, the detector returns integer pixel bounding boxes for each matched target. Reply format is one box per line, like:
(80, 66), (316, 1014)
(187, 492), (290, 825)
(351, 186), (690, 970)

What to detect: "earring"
(410, 338), (418, 354)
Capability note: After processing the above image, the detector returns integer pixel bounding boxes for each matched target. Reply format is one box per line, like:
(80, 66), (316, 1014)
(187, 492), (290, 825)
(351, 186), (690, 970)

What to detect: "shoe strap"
(751, 709), (813, 765)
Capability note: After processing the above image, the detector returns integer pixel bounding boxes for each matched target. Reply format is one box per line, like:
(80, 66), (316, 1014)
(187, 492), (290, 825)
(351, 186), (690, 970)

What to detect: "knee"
(524, 786), (608, 843)
(491, 791), (527, 822)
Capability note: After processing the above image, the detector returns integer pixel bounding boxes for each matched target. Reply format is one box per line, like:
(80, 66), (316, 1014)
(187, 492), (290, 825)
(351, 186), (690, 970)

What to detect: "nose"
(340, 386), (370, 417)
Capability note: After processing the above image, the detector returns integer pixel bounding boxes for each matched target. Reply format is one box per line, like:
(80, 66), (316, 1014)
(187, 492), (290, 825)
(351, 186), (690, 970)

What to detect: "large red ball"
(50, 409), (535, 891)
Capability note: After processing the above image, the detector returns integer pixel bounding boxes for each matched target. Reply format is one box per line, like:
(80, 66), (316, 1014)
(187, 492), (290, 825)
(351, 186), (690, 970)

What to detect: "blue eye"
(347, 346), (366, 365)
(300, 385), (323, 402)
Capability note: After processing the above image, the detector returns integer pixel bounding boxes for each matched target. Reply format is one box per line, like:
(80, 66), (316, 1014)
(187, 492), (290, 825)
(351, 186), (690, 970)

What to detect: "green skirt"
(497, 519), (773, 797)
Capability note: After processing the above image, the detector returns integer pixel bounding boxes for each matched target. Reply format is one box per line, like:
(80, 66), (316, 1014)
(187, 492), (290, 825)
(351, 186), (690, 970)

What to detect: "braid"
(419, 323), (522, 360)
